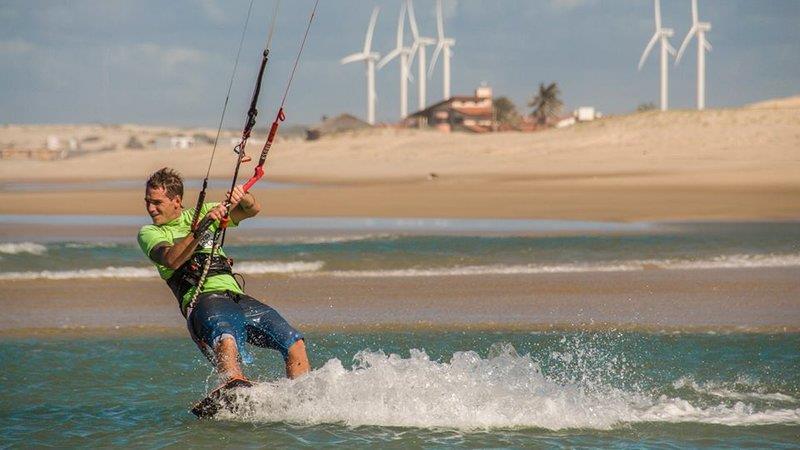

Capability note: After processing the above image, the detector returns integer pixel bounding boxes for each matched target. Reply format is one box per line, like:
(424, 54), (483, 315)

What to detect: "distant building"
(555, 107), (603, 129)
(306, 113), (371, 140)
(153, 135), (195, 150)
(555, 116), (576, 128)
(405, 86), (494, 133)
(46, 135), (60, 151)
(575, 106), (601, 122)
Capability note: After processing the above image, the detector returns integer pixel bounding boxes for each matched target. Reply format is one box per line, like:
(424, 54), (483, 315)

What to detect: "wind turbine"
(406, 0), (436, 111)
(675, 0), (712, 110)
(638, 0), (676, 111)
(428, 0), (455, 100)
(377, 2), (412, 119)
(341, 7), (381, 124)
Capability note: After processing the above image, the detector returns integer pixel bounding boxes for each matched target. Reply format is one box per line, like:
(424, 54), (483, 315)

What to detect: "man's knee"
(215, 333), (237, 349)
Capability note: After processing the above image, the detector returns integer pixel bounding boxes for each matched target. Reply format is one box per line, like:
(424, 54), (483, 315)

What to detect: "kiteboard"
(191, 378), (254, 418)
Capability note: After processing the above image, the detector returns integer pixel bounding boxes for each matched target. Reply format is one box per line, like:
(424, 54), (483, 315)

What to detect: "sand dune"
(0, 100), (798, 220)
(2, 101), (798, 183)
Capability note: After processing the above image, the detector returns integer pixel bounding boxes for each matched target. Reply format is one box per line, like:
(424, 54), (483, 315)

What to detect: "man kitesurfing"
(138, 169), (310, 414)
(137, 0), (319, 417)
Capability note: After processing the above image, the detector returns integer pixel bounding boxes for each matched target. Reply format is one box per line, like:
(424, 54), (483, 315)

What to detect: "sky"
(1, 0), (799, 127)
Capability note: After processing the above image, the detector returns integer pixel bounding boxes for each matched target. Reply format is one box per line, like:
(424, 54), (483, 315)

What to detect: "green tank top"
(138, 202), (244, 311)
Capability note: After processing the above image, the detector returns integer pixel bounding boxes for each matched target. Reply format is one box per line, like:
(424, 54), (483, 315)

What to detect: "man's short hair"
(146, 167), (184, 200)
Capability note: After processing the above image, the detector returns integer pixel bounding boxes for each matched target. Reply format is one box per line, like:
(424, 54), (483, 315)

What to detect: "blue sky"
(1, 0), (798, 127)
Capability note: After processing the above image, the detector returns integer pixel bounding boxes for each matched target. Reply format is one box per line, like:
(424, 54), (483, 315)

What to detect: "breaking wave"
(1, 253), (797, 280)
(0, 242), (47, 255)
(323, 253), (800, 278)
(0, 261), (324, 280)
(245, 234), (398, 245)
(218, 345), (800, 430)
(673, 376), (798, 403)
(0, 267), (157, 280)
(235, 261), (325, 274)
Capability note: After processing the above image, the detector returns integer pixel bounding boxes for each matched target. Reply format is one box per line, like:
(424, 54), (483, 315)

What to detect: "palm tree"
(529, 82), (563, 125)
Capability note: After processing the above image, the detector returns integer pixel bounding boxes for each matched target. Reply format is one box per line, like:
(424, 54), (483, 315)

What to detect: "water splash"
(217, 344), (800, 430)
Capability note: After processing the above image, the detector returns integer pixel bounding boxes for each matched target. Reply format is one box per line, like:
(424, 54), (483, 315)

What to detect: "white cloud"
(0, 39), (36, 55)
(103, 43), (212, 84)
(199, 0), (229, 23)
(129, 43), (208, 68)
(442, 0), (458, 20)
(549, 0), (598, 12)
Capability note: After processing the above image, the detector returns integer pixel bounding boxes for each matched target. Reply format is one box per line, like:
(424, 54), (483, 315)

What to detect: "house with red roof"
(404, 85), (495, 133)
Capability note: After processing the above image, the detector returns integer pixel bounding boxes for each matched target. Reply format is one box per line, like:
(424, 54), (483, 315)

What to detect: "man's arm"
(149, 204), (230, 269)
(228, 185), (261, 224)
(149, 238), (198, 270)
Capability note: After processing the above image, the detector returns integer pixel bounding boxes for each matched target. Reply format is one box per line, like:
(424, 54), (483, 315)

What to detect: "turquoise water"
(2, 220), (799, 446)
(1, 332), (798, 447)
(2, 221), (799, 279)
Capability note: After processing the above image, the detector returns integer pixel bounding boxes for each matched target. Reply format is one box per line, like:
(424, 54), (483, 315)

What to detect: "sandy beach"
(1, 100), (799, 221)
(1, 100), (799, 337)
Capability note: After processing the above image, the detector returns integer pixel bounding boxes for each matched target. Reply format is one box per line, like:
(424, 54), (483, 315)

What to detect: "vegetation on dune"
(637, 102), (657, 112)
(529, 82), (563, 124)
(493, 96), (521, 126)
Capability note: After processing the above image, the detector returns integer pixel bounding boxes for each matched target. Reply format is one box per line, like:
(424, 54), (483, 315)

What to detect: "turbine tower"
(676, 0), (712, 110)
(407, 0), (436, 110)
(638, 0), (676, 111)
(341, 7), (381, 124)
(428, 0), (455, 100)
(377, 2), (412, 119)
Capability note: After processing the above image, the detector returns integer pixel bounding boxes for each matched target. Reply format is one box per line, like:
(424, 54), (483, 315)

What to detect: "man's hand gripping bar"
(193, 109), (284, 239)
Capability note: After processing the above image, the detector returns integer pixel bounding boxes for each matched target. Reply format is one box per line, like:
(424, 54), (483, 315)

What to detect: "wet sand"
(1, 267), (798, 337)
(1, 179), (799, 222)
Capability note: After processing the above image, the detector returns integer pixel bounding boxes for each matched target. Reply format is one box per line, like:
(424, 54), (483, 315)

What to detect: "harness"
(166, 252), (236, 306)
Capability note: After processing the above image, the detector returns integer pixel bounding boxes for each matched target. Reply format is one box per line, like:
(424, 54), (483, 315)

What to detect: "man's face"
(144, 186), (182, 225)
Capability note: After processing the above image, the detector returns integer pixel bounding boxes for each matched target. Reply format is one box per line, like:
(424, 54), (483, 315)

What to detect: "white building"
(154, 136), (195, 150)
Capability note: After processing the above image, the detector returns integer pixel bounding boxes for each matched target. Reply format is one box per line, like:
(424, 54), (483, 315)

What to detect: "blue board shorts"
(188, 291), (303, 363)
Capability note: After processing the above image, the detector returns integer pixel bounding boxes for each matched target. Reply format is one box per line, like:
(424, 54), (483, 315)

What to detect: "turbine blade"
(407, 0), (420, 39)
(377, 48), (401, 69)
(407, 41), (419, 69)
(638, 32), (659, 70)
(428, 43), (443, 78)
(704, 36), (712, 51)
(654, 0), (661, 30)
(675, 26), (698, 65)
(692, 0), (699, 24)
(436, 0), (445, 40)
(396, 2), (407, 48)
(665, 39), (677, 56)
(364, 7), (380, 54)
(341, 53), (367, 65)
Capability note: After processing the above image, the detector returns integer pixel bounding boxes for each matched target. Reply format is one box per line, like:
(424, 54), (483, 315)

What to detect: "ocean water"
(1, 331), (798, 448)
(2, 218), (799, 446)
(1, 220), (799, 280)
